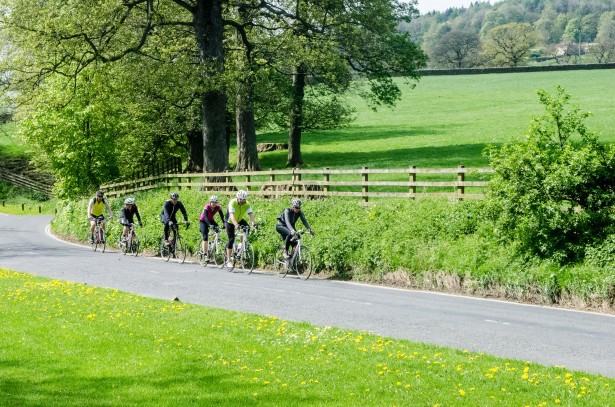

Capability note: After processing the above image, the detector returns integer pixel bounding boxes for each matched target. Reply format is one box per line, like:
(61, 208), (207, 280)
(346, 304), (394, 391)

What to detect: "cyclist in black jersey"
(160, 192), (190, 242)
(276, 198), (313, 258)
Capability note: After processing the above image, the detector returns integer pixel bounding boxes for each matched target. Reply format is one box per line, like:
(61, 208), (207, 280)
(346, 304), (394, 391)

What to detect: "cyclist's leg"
(276, 224), (292, 256)
(200, 221), (209, 255)
(225, 221), (236, 264)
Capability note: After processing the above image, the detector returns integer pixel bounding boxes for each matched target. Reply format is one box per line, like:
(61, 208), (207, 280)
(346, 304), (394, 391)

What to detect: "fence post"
(21, 203), (25, 211)
(409, 165), (416, 199)
(269, 169), (276, 199)
(226, 171), (231, 193)
(39, 206), (42, 214)
(323, 167), (329, 196)
(457, 165), (465, 199)
(362, 166), (368, 203)
(246, 174), (251, 192)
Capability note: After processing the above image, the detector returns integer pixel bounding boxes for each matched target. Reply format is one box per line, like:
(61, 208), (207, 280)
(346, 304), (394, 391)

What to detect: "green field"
(256, 69), (615, 169)
(2, 268), (613, 406)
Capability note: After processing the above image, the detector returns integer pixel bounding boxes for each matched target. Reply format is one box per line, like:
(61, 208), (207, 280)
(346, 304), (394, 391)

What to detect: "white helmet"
(236, 190), (248, 199)
(291, 198), (302, 208)
(170, 192), (179, 199)
(209, 195), (219, 203)
(124, 198), (135, 205)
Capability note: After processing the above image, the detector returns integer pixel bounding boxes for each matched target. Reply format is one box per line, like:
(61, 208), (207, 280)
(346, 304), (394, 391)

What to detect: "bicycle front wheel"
(273, 245), (288, 277)
(130, 237), (140, 257)
(100, 229), (106, 253)
(197, 249), (206, 266)
(213, 240), (225, 268)
(240, 243), (255, 274)
(295, 246), (313, 280)
(175, 235), (187, 264)
(160, 236), (171, 261)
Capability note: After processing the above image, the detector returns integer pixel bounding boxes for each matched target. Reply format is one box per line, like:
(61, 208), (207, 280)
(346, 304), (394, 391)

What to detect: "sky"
(416, 0), (485, 15)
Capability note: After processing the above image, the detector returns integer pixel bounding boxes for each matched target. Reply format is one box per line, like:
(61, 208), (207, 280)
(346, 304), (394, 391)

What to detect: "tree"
(486, 86), (615, 263)
(482, 22), (537, 67)
(430, 29), (481, 68)
(275, 0), (427, 167)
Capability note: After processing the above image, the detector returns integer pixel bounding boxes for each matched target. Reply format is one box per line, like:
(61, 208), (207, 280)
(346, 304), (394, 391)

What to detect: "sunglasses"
(292, 206), (301, 210)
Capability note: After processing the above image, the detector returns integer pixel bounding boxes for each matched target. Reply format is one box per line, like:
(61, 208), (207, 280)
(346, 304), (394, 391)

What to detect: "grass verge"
(1, 268), (613, 406)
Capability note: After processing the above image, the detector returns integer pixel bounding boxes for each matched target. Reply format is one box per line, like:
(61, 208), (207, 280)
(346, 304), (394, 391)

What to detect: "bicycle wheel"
(130, 237), (140, 257)
(225, 247), (236, 272)
(92, 229), (99, 252)
(295, 246), (313, 280)
(121, 233), (129, 255)
(212, 240), (225, 268)
(240, 243), (255, 274)
(274, 245), (288, 277)
(100, 229), (106, 253)
(175, 235), (187, 264)
(160, 236), (171, 261)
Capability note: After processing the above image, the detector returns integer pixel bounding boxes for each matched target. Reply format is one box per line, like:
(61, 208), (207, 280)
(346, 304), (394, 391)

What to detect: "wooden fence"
(0, 169), (53, 196)
(101, 166), (494, 201)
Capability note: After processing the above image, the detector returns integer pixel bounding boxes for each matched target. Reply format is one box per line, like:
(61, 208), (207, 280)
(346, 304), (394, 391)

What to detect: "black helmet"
(96, 190), (104, 197)
(170, 192), (179, 199)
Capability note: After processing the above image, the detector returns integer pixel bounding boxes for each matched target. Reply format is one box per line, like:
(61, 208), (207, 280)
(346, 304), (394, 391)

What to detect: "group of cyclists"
(87, 189), (314, 267)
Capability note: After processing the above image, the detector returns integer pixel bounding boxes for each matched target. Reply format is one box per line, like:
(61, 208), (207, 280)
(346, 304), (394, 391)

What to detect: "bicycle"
(119, 223), (140, 256)
(225, 225), (255, 274)
(159, 221), (189, 263)
(273, 230), (313, 280)
(90, 215), (106, 253)
(196, 225), (226, 267)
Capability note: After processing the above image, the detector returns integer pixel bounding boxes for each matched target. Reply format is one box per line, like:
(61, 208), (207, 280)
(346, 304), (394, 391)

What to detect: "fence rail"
(0, 169), (53, 196)
(102, 166), (494, 201)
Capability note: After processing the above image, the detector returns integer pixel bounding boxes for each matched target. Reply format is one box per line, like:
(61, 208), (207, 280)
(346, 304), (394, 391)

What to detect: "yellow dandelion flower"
(459, 390), (466, 396)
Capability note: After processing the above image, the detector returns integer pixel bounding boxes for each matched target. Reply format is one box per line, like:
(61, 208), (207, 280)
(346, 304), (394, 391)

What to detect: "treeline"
(0, 0), (427, 198)
(403, 0), (615, 67)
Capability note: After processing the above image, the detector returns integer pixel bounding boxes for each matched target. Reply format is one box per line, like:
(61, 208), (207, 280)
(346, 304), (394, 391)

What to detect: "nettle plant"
(486, 85), (615, 264)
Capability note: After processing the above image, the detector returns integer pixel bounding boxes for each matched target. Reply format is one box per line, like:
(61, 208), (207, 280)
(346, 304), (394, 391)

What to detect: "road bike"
(225, 225), (255, 274)
(273, 230), (313, 280)
(90, 215), (106, 253)
(196, 225), (226, 267)
(119, 223), (140, 256)
(159, 221), (189, 263)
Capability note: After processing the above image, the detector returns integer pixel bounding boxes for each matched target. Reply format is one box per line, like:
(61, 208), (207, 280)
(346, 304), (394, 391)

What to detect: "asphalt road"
(2, 214), (614, 378)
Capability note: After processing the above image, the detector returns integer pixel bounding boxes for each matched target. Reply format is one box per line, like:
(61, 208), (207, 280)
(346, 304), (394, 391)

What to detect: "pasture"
(256, 69), (615, 169)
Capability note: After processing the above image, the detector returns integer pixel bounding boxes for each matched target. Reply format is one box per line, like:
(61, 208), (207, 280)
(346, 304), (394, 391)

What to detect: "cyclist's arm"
(87, 200), (93, 219)
(248, 211), (256, 227)
(134, 206), (142, 224)
(217, 208), (225, 225)
(283, 209), (295, 234)
(105, 200), (113, 218)
(161, 201), (172, 223)
(179, 202), (189, 222)
(299, 211), (310, 231)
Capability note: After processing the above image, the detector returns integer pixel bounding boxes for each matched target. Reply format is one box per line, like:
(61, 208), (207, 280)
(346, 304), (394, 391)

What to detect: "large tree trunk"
(234, 7), (260, 171)
(287, 64), (306, 167)
(235, 77), (261, 171)
(186, 128), (204, 172)
(194, 0), (228, 173)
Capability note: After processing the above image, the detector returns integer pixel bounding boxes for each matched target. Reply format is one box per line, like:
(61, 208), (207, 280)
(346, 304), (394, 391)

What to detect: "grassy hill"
(256, 69), (615, 169)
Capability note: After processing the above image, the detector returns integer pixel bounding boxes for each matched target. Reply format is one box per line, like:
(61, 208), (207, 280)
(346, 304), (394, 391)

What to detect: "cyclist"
(160, 192), (190, 245)
(87, 190), (112, 243)
(225, 190), (256, 267)
(199, 195), (225, 261)
(276, 198), (313, 258)
(119, 198), (142, 242)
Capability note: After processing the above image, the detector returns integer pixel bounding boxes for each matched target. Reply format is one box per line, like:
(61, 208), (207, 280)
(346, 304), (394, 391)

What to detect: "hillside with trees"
(403, 0), (615, 67)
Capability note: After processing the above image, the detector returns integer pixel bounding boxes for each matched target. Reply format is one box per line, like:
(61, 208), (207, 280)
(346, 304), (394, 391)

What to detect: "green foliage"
(3, 268), (614, 405)
(486, 85), (615, 263)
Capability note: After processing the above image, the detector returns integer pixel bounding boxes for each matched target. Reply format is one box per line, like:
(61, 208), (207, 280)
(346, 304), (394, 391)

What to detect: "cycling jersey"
(119, 205), (142, 225)
(89, 197), (108, 217)
(200, 204), (225, 225)
(277, 207), (310, 234)
(226, 198), (253, 223)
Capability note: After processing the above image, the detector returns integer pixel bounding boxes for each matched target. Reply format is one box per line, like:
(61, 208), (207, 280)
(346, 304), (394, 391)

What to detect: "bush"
(486, 85), (615, 263)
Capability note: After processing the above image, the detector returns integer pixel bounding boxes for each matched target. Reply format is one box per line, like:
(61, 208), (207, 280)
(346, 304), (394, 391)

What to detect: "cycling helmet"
(209, 195), (219, 203)
(170, 192), (179, 199)
(124, 198), (135, 205)
(96, 190), (104, 197)
(291, 198), (302, 208)
(236, 190), (248, 199)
